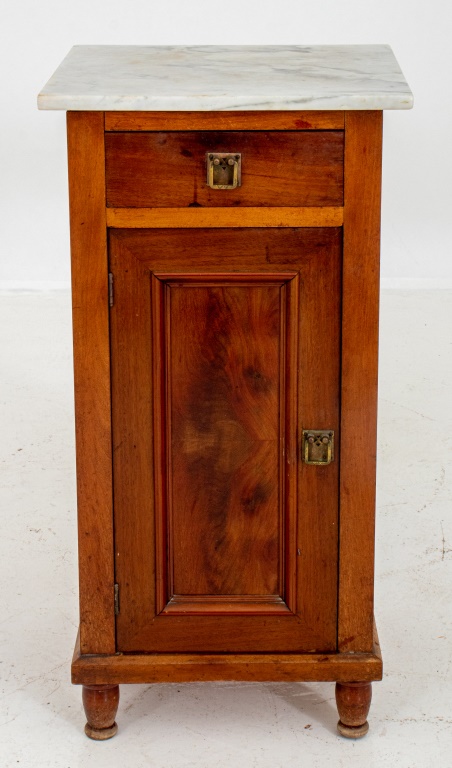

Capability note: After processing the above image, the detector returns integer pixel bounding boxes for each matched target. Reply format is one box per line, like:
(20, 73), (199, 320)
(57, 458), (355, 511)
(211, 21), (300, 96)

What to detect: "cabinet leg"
(82, 684), (120, 740)
(335, 681), (372, 739)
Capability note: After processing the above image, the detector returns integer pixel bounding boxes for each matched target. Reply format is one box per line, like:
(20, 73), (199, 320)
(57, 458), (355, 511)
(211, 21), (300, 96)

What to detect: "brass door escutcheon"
(206, 153), (241, 189)
(302, 430), (334, 465)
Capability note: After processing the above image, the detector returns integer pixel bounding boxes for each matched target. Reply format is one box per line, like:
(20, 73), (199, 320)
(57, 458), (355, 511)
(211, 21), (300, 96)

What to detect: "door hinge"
(114, 583), (120, 615)
(108, 272), (114, 307)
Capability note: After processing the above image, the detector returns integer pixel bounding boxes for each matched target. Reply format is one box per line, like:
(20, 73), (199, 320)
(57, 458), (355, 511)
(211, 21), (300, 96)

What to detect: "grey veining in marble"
(38, 45), (413, 111)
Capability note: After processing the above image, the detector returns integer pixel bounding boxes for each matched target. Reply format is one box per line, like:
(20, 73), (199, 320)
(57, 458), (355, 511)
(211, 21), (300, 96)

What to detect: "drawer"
(105, 131), (344, 208)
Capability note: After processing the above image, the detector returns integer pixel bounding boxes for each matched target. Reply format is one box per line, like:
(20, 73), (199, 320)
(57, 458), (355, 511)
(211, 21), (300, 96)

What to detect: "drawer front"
(105, 131), (344, 208)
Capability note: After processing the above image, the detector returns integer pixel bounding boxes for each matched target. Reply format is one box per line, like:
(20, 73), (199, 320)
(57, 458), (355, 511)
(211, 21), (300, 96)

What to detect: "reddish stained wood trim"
(72, 642), (382, 687)
(154, 271), (298, 283)
(296, 231), (341, 646)
(110, 234), (156, 648)
(283, 275), (299, 614)
(72, 618), (382, 684)
(151, 274), (168, 615)
(106, 207), (344, 229)
(67, 111), (115, 654)
(162, 599), (291, 616)
(73, 650), (382, 685)
(339, 111), (383, 653)
(105, 110), (345, 132)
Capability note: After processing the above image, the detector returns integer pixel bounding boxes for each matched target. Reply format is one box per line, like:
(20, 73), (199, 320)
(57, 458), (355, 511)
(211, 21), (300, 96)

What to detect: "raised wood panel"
(106, 207), (344, 229)
(67, 111), (115, 655)
(105, 131), (344, 208)
(110, 228), (341, 653)
(105, 110), (345, 132)
(152, 273), (298, 611)
(338, 111), (383, 653)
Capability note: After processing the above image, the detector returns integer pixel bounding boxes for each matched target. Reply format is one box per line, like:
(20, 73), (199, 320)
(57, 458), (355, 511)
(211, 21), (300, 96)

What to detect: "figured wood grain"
(166, 275), (287, 598)
(105, 111), (345, 132)
(339, 111), (383, 653)
(106, 207), (344, 228)
(105, 131), (344, 208)
(67, 111), (115, 655)
(110, 228), (340, 652)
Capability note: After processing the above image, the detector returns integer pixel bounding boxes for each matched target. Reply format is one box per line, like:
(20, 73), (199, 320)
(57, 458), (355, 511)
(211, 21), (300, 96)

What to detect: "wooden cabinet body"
(67, 109), (384, 737)
(38, 41), (413, 739)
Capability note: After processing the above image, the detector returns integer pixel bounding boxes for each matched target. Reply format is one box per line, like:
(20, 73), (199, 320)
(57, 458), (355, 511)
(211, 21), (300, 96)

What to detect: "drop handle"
(302, 430), (334, 465)
(206, 153), (242, 189)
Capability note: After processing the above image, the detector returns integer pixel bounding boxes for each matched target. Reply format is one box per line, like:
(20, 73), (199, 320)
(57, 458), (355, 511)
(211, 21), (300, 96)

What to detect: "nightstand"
(38, 45), (413, 740)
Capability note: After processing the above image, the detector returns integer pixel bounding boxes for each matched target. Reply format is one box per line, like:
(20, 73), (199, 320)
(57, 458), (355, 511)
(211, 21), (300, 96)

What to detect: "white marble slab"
(38, 45), (413, 111)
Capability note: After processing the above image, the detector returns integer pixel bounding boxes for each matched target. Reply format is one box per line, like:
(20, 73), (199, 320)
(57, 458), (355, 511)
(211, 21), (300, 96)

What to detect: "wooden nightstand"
(38, 45), (413, 740)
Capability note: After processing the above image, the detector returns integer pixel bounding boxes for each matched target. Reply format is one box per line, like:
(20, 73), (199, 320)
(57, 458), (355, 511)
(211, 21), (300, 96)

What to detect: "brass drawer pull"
(302, 430), (334, 465)
(206, 153), (241, 190)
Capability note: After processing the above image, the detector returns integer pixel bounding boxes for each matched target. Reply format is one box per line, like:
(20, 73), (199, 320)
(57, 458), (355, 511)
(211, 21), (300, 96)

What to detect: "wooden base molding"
(72, 624), (382, 686)
(75, 628), (380, 739)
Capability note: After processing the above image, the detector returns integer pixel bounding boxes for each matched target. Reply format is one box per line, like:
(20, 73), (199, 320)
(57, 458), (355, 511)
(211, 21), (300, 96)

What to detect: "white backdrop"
(1, 0), (451, 288)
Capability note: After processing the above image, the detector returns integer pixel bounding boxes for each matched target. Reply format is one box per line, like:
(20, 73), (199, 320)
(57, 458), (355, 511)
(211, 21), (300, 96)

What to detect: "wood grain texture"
(336, 681), (372, 738)
(106, 207), (344, 228)
(165, 274), (291, 600)
(105, 111), (345, 132)
(338, 111), (383, 653)
(67, 111), (115, 654)
(105, 131), (344, 208)
(72, 647), (382, 686)
(109, 234), (155, 642)
(110, 228), (340, 653)
(82, 685), (119, 740)
(297, 220), (341, 643)
(162, 597), (291, 615)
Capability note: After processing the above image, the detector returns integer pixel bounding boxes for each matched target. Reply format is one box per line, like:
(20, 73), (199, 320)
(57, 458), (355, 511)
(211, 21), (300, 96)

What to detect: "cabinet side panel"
(339, 111), (383, 652)
(67, 111), (115, 654)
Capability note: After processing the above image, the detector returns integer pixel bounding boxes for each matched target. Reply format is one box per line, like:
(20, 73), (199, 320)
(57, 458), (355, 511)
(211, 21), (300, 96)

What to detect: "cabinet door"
(110, 228), (341, 653)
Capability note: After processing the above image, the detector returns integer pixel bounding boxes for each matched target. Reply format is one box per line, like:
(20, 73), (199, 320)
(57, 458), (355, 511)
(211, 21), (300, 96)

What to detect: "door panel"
(152, 272), (298, 615)
(110, 228), (341, 652)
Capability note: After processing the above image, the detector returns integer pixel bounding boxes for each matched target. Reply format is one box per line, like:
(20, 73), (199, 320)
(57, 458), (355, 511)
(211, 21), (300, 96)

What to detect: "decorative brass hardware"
(206, 153), (241, 189)
(302, 430), (334, 465)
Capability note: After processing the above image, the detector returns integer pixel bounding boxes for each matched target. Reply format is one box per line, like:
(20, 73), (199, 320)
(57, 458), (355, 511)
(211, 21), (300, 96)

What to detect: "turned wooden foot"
(335, 682), (372, 739)
(82, 684), (120, 740)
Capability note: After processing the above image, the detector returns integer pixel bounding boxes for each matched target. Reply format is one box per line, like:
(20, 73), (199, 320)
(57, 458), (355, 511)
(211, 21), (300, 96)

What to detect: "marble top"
(38, 45), (413, 111)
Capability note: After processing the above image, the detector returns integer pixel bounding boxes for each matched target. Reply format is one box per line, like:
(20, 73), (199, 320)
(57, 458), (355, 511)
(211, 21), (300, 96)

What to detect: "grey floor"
(1, 290), (451, 768)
